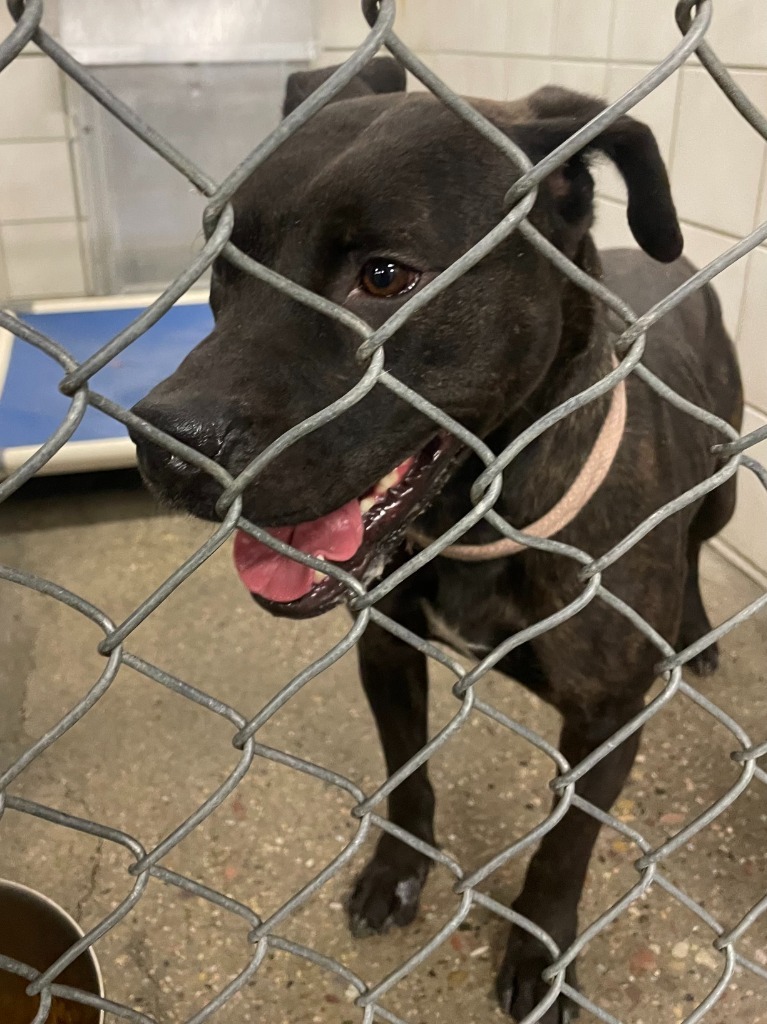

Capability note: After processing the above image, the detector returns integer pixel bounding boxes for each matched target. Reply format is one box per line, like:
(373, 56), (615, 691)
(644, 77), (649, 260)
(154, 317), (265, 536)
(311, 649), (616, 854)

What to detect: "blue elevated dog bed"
(0, 293), (214, 478)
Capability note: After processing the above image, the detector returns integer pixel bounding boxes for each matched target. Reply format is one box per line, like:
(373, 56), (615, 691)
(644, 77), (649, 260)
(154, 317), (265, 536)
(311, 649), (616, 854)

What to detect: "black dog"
(130, 61), (742, 1022)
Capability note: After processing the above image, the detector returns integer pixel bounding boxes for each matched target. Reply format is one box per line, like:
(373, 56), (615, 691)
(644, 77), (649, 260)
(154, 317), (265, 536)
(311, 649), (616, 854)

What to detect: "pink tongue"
(233, 499), (364, 603)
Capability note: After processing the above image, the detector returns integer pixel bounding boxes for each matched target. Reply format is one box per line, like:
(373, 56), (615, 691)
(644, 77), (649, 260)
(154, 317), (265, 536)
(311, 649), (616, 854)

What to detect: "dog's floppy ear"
(282, 56), (406, 117)
(512, 86), (683, 263)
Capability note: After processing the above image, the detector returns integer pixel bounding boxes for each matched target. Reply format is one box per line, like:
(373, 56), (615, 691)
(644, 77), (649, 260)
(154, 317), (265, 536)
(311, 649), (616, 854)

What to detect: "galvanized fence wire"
(0, 0), (765, 1021)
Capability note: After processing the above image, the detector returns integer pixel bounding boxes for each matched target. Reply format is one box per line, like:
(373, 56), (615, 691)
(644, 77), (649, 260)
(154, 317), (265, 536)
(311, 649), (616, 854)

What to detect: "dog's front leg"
(348, 599), (436, 936)
(497, 697), (645, 1023)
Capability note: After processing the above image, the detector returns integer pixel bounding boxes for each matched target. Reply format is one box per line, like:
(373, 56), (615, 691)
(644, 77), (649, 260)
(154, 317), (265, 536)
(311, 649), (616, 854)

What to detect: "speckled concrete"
(1, 471), (765, 1024)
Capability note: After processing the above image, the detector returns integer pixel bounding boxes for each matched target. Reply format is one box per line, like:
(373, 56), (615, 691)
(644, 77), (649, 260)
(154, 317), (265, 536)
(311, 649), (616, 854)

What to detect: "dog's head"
(130, 59), (681, 617)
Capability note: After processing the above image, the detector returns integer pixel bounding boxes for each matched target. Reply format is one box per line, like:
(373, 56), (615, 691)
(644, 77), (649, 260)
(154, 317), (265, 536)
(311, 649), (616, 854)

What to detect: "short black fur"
(130, 64), (742, 1022)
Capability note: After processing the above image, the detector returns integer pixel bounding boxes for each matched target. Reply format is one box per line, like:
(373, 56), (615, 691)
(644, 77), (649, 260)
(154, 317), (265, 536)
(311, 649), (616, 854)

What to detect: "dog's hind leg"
(678, 540), (718, 675)
(677, 477), (737, 676)
(497, 696), (645, 1024)
(348, 599), (436, 937)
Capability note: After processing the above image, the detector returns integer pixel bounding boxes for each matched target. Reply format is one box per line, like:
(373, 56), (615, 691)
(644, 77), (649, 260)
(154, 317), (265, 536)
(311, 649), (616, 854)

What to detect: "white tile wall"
(0, 5), (85, 304)
(315, 0), (370, 50)
(422, 53), (507, 100)
(398, 0), (508, 55)
(610, 0), (683, 63)
(553, 0), (613, 60)
(703, 0), (767, 69)
(506, 0), (557, 57)
(611, 0), (767, 68)
(757, 158), (767, 227)
(737, 246), (767, 415)
(1, 220), (85, 298)
(0, 235), (9, 304)
(0, 2), (13, 35)
(314, 48), (355, 68)
(549, 60), (608, 96)
(721, 407), (767, 572)
(0, 55), (66, 138)
(671, 67), (767, 237)
(679, 223), (749, 339)
(505, 58), (553, 100)
(0, 140), (78, 220)
(0, 0), (56, 53)
(0, 3), (35, 50)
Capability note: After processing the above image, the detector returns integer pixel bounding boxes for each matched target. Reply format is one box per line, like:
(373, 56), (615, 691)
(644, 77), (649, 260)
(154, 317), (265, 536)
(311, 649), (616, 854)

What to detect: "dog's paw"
(686, 640), (719, 677)
(348, 851), (429, 937)
(496, 932), (578, 1023)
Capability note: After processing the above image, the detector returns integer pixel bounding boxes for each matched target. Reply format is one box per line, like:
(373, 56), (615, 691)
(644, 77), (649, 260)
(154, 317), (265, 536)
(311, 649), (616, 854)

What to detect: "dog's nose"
(129, 395), (237, 515)
(130, 395), (229, 461)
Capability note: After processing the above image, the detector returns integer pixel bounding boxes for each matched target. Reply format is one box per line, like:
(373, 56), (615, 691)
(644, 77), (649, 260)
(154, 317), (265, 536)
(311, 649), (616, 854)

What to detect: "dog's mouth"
(233, 432), (459, 617)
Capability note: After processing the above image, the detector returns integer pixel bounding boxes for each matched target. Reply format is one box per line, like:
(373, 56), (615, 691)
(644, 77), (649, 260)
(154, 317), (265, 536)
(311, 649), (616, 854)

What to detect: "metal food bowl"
(0, 880), (103, 1024)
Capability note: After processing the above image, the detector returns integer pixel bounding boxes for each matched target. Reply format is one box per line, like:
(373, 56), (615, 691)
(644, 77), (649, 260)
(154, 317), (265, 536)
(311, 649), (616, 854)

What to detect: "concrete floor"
(0, 471), (765, 1024)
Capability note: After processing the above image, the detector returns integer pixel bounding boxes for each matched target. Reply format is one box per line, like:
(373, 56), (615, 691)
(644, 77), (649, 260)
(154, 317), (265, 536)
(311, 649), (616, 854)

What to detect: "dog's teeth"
(313, 570), (328, 584)
(360, 495), (377, 514)
(371, 457), (415, 498)
(375, 470), (400, 494)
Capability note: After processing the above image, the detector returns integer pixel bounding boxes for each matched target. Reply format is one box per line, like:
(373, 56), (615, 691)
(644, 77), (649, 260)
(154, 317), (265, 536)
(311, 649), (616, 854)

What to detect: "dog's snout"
(131, 396), (230, 460)
(129, 394), (240, 516)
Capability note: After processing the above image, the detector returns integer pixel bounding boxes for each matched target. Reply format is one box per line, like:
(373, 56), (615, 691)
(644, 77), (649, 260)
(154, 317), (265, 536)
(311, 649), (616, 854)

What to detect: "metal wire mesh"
(0, 1), (766, 1022)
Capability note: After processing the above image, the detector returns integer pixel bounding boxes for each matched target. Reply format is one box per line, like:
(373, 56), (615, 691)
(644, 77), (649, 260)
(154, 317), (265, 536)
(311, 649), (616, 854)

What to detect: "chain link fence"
(1, 0), (766, 1021)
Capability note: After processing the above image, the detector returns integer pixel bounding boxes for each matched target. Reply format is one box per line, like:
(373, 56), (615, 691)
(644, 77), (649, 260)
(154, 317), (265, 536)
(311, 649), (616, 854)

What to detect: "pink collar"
(411, 371), (627, 562)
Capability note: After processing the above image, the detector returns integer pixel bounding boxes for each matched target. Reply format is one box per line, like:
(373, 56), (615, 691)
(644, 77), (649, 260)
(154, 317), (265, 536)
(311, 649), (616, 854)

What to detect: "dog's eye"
(359, 259), (420, 298)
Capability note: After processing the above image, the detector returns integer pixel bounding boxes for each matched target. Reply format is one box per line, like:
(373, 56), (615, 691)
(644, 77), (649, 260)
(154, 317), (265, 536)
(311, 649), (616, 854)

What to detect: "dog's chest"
(421, 599), (491, 659)
(420, 582), (530, 661)
(419, 585), (550, 696)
